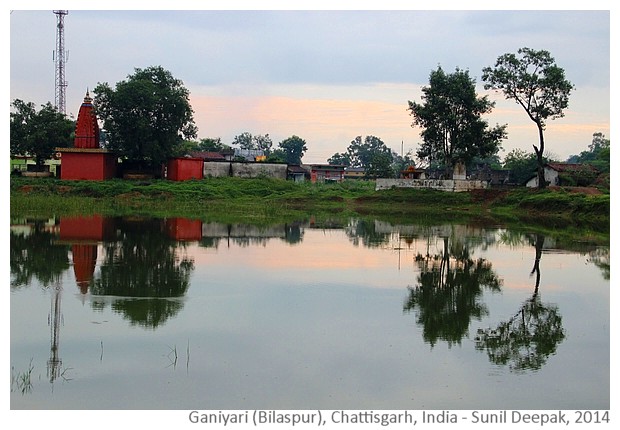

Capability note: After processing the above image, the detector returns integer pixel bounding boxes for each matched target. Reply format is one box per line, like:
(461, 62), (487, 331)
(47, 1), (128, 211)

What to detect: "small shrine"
(56, 90), (117, 180)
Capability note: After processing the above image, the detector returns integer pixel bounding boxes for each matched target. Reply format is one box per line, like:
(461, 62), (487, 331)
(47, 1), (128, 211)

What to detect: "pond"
(10, 215), (609, 411)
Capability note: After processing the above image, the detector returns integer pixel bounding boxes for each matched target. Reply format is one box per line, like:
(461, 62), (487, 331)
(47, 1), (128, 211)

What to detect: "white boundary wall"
(375, 178), (488, 192)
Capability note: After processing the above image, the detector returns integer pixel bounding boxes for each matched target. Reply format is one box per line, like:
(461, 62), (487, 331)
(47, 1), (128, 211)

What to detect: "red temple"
(56, 90), (117, 180)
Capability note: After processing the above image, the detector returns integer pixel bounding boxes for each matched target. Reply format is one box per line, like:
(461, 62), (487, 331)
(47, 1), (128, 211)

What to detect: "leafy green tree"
(232, 131), (254, 149)
(232, 132), (272, 154)
(253, 133), (273, 155)
(502, 148), (540, 185)
(408, 66), (507, 178)
(278, 135), (308, 164)
(93, 66), (197, 168)
(327, 152), (351, 167)
(391, 149), (417, 176)
(482, 48), (574, 189)
(197, 137), (230, 152)
(567, 132), (610, 173)
(10, 99), (74, 169)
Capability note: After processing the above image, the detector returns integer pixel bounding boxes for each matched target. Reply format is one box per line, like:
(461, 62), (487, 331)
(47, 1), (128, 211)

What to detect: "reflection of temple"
(59, 215), (115, 294)
(56, 91), (117, 180)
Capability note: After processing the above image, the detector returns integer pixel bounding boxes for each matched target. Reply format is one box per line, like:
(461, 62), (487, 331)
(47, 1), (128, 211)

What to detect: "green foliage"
(278, 135), (308, 164)
(329, 135), (394, 177)
(502, 148), (539, 184)
(197, 137), (230, 152)
(10, 177), (609, 230)
(327, 152), (351, 166)
(567, 132), (610, 174)
(10, 99), (74, 167)
(94, 66), (197, 166)
(232, 132), (273, 154)
(409, 66), (506, 174)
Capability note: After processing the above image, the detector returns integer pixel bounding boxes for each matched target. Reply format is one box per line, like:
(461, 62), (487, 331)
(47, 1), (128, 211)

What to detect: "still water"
(10, 215), (609, 410)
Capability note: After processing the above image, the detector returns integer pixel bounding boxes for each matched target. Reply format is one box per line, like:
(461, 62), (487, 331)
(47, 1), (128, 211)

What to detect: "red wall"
(59, 215), (114, 241)
(167, 158), (204, 181)
(165, 218), (202, 241)
(60, 152), (117, 180)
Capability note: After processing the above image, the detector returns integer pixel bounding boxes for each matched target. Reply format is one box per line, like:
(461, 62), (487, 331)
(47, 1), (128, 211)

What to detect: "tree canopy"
(93, 66), (197, 167)
(567, 132), (610, 174)
(408, 66), (506, 177)
(10, 99), (74, 168)
(482, 47), (574, 188)
(277, 135), (308, 165)
(328, 135), (394, 178)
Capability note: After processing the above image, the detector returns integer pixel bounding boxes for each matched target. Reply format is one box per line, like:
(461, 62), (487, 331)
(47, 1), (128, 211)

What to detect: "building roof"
(546, 162), (598, 173)
(189, 151), (226, 161)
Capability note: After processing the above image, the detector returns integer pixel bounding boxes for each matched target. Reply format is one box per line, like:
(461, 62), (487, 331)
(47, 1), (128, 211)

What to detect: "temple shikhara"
(56, 90), (117, 180)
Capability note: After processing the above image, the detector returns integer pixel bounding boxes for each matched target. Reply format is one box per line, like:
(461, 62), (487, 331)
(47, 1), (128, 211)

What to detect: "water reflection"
(9, 215), (610, 408)
(475, 234), (566, 372)
(91, 217), (194, 328)
(402, 226), (503, 347)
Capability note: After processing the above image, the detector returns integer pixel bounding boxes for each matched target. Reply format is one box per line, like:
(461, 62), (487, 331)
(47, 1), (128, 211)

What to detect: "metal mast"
(53, 10), (68, 115)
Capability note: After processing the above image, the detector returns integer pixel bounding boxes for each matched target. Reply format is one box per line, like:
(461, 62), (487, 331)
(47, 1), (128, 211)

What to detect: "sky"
(7, 2), (613, 165)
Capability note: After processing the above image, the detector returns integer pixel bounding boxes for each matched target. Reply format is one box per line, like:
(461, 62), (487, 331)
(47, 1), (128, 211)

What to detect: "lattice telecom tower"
(53, 10), (69, 115)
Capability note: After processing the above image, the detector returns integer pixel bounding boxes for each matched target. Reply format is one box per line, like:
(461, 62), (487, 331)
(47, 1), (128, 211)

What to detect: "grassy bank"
(10, 176), (610, 232)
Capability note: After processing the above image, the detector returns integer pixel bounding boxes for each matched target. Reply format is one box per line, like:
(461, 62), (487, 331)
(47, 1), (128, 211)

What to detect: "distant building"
(309, 164), (345, 183)
(525, 163), (598, 188)
(400, 165), (426, 179)
(287, 164), (310, 182)
(344, 167), (366, 180)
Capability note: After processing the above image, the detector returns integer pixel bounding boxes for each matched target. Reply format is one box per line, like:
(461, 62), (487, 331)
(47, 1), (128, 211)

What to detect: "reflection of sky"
(10, 227), (609, 410)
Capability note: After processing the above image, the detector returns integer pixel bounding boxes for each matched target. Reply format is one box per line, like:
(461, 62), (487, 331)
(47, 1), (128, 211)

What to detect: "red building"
(58, 215), (115, 294)
(57, 91), (117, 180)
(309, 164), (345, 183)
(167, 157), (204, 181)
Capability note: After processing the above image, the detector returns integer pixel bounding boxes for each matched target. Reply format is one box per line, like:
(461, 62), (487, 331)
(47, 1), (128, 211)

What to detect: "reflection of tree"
(404, 235), (502, 347)
(10, 220), (70, 288)
(90, 218), (194, 328)
(345, 219), (390, 247)
(476, 234), (565, 372)
(588, 247), (610, 280)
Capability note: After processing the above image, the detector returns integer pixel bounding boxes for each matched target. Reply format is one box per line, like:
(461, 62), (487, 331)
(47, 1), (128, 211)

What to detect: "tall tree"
(278, 135), (308, 165)
(327, 152), (351, 167)
(10, 99), (74, 169)
(232, 131), (254, 150)
(482, 48), (574, 189)
(408, 66), (506, 178)
(93, 66), (197, 168)
(197, 137), (230, 152)
(348, 135), (395, 177)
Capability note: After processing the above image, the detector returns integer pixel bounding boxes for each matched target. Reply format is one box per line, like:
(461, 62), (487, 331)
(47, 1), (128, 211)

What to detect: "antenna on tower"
(53, 10), (69, 115)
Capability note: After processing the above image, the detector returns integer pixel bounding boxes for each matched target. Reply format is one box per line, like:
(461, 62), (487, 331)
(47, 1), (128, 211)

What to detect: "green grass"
(10, 176), (610, 233)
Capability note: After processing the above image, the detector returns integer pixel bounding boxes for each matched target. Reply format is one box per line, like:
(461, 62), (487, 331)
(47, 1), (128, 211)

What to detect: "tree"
(482, 48), (575, 189)
(567, 132), (610, 174)
(232, 132), (254, 150)
(10, 99), (74, 169)
(408, 66), (507, 178)
(232, 132), (272, 154)
(253, 134), (273, 155)
(197, 137), (230, 152)
(502, 148), (539, 185)
(327, 152), (351, 167)
(93, 66), (197, 168)
(278, 135), (308, 165)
